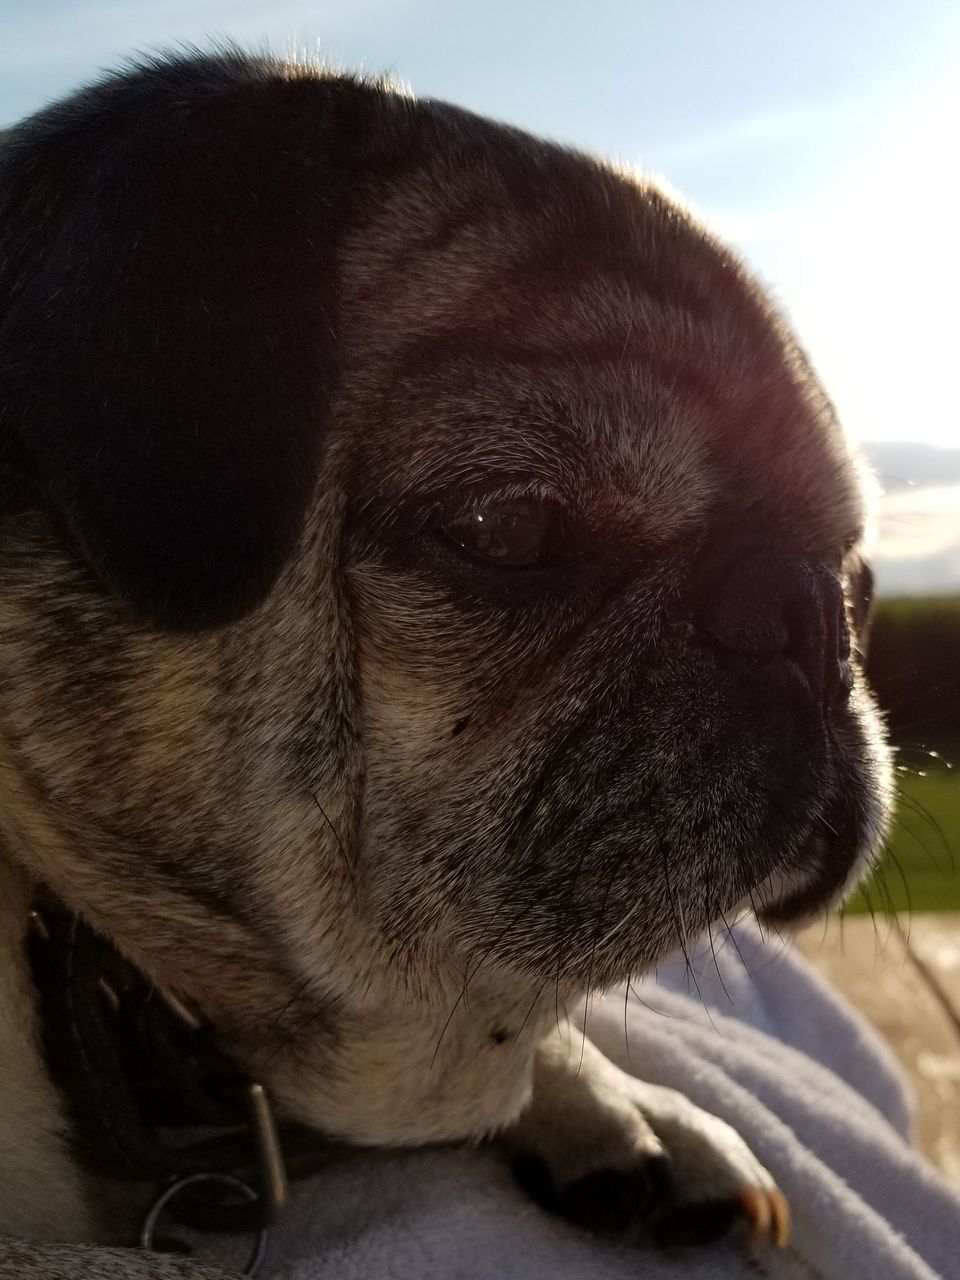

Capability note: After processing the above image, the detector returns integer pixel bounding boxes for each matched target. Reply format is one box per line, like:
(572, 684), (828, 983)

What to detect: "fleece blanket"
(239, 924), (959, 1280)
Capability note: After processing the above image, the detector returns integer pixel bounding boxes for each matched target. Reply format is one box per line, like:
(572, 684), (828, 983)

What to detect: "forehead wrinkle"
(342, 142), (759, 373)
(365, 275), (752, 439)
(342, 180), (766, 404)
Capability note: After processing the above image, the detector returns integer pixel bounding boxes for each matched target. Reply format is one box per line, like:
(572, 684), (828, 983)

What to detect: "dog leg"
(507, 1024), (789, 1247)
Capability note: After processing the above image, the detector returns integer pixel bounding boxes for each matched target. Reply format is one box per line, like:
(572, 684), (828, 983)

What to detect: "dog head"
(0, 53), (890, 1138)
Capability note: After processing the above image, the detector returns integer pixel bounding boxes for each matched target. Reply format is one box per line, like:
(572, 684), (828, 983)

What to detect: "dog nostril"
(697, 553), (849, 704)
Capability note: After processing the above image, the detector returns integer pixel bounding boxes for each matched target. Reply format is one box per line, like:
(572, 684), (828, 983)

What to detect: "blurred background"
(2, 0), (958, 913)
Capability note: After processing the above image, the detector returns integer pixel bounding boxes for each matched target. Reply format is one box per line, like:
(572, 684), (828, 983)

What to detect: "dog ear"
(0, 56), (368, 628)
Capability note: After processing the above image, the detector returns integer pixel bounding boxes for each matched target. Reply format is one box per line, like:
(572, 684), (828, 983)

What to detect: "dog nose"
(697, 553), (851, 705)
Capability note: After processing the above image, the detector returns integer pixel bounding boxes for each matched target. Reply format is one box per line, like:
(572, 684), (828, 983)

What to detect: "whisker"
(718, 906), (748, 972)
(313, 792), (360, 907)
(892, 787), (955, 873)
(704, 909), (733, 1010)
(431, 894), (545, 1067)
(248, 971), (317, 1064)
(515, 984), (546, 1042)
(576, 838), (629, 1073)
(255, 993), (330, 1073)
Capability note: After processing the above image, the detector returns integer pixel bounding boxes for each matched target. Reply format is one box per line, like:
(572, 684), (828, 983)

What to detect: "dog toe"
(512, 1149), (675, 1234)
(652, 1185), (790, 1249)
(558, 1154), (675, 1231)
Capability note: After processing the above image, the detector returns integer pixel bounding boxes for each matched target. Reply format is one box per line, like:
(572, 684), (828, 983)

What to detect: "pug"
(0, 49), (890, 1277)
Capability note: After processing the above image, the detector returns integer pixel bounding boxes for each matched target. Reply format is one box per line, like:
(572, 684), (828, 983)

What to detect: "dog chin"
(749, 832), (878, 929)
(749, 738), (893, 929)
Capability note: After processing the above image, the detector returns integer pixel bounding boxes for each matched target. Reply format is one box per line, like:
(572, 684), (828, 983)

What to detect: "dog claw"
(652, 1186), (790, 1250)
(739, 1186), (791, 1248)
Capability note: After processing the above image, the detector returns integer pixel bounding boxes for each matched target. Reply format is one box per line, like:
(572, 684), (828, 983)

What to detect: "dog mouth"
(750, 817), (873, 928)
(728, 709), (890, 931)
(591, 773), (885, 983)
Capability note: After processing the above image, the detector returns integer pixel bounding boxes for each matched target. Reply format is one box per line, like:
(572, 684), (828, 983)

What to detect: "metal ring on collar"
(140, 1171), (268, 1277)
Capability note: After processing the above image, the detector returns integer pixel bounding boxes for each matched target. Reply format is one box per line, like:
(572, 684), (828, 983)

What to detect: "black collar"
(26, 895), (320, 1258)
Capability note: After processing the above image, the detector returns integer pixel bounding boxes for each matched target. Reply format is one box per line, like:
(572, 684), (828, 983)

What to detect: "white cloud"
(705, 71), (960, 450)
(655, 99), (872, 168)
(870, 483), (960, 595)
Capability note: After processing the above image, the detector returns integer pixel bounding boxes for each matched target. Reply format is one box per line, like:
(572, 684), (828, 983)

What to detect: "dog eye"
(443, 497), (552, 566)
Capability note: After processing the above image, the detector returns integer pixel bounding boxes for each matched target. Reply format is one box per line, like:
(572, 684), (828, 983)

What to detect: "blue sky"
(2, 1), (958, 590)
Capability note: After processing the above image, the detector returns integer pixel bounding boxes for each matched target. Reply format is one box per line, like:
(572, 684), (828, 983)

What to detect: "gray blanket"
(246, 925), (960, 1280)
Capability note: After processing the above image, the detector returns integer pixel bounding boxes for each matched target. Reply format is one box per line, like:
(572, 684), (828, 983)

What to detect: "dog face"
(0, 54), (890, 1138)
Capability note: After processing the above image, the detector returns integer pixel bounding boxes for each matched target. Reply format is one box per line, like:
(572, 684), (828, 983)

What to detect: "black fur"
(0, 54), (373, 628)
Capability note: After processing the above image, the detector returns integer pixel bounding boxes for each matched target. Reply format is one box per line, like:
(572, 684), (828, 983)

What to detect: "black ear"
(0, 55), (368, 628)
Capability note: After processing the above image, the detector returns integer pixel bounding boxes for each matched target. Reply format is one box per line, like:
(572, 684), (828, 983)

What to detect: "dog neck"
(24, 892), (305, 1241)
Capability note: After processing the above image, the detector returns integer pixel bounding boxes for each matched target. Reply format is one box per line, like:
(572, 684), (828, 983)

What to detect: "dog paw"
(507, 1028), (789, 1249)
(635, 1080), (790, 1248)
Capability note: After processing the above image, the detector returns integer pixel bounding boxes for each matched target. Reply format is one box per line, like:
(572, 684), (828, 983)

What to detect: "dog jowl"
(0, 51), (890, 1256)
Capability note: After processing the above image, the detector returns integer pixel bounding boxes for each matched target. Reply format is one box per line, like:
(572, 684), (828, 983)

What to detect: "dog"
(0, 49), (891, 1277)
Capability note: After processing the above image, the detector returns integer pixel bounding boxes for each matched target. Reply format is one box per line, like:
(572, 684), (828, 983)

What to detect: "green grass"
(847, 753), (960, 913)
(873, 595), (960, 626)
(847, 595), (960, 913)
